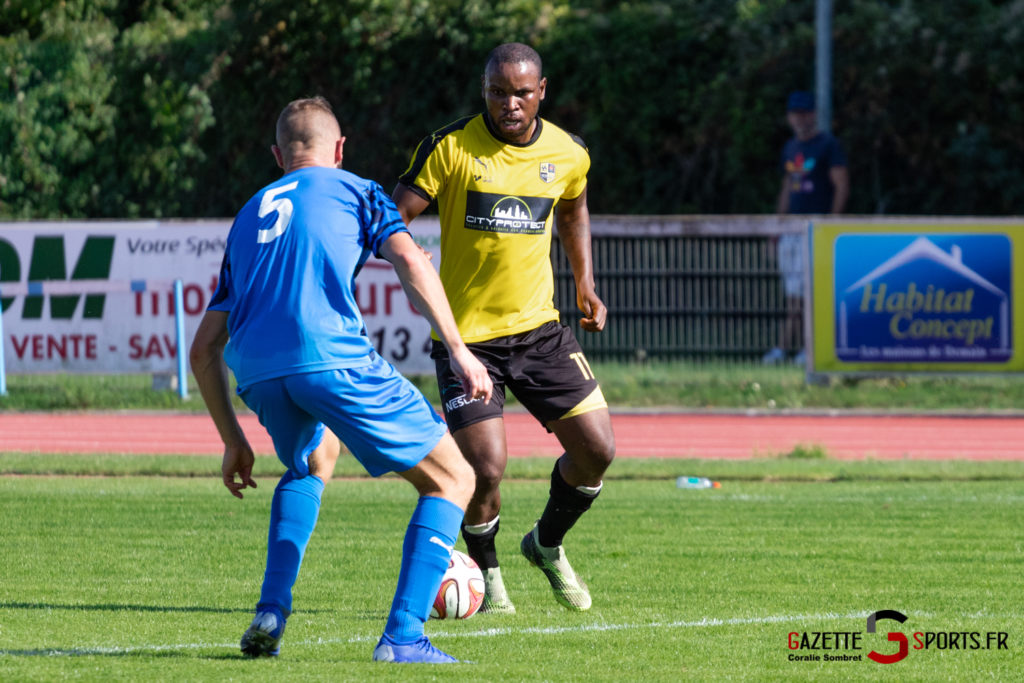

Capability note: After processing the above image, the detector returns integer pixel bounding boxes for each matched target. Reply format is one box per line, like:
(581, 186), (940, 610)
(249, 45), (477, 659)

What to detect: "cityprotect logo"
(463, 191), (553, 235)
(786, 610), (1009, 665)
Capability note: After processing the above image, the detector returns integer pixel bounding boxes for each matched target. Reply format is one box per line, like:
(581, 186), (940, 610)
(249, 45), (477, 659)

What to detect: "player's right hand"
(450, 345), (493, 405)
(578, 290), (608, 332)
(222, 441), (257, 499)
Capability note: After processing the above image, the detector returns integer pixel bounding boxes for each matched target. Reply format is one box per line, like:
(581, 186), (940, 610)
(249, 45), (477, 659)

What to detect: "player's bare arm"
(189, 309), (256, 498)
(391, 183), (432, 226)
(390, 184), (435, 259)
(776, 175), (791, 214)
(380, 231), (493, 404)
(555, 188), (607, 332)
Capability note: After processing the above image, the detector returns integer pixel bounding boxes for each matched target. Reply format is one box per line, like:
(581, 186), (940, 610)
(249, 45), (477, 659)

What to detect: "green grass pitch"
(0, 460), (1021, 681)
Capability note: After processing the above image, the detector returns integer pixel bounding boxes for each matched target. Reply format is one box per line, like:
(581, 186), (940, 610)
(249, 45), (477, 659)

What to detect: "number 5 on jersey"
(257, 181), (299, 243)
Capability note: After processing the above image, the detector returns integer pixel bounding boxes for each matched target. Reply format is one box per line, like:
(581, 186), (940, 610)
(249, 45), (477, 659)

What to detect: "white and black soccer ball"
(430, 549), (485, 619)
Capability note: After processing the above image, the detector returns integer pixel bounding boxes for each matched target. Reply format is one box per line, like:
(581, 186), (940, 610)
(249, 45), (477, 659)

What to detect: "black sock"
(462, 519), (500, 570)
(536, 462), (599, 548)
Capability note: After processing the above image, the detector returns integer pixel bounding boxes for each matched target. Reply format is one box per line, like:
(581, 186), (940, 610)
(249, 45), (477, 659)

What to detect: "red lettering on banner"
(48, 336), (66, 359)
(135, 291), (175, 317)
(382, 283), (420, 316)
(12, 336), (29, 359)
(183, 284), (204, 315)
(384, 283), (403, 315)
(11, 335), (97, 360)
(134, 288), (208, 317)
(128, 334), (178, 360)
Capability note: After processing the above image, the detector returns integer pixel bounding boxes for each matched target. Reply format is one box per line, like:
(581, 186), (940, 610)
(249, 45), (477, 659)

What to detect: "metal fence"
(551, 216), (809, 362)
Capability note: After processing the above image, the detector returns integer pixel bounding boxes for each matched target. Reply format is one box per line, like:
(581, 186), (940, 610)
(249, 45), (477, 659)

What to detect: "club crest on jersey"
(539, 162), (556, 183)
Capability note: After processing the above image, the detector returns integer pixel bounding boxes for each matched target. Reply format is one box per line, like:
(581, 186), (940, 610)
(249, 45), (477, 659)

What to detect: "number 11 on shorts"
(569, 352), (595, 380)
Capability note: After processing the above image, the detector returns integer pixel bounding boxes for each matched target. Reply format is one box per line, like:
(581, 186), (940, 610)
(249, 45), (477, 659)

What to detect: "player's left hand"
(450, 345), (493, 405)
(578, 291), (607, 332)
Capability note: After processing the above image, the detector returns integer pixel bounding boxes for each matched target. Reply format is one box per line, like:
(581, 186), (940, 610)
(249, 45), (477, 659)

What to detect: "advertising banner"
(809, 220), (1024, 375)
(0, 219), (441, 376)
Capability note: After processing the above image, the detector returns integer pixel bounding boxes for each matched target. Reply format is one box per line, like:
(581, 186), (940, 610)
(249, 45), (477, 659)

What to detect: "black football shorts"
(431, 321), (607, 432)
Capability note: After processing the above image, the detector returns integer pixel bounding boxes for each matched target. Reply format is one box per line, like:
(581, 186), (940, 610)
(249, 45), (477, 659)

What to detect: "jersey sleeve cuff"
(372, 221), (411, 258)
(398, 181), (433, 202)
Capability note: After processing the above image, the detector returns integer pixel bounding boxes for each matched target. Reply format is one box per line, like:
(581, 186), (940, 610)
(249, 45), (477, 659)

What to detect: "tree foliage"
(2, 0), (1023, 218)
(1, 0), (219, 218)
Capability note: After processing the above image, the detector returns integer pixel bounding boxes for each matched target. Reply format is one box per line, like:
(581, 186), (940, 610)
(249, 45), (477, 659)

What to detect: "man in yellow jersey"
(392, 43), (615, 613)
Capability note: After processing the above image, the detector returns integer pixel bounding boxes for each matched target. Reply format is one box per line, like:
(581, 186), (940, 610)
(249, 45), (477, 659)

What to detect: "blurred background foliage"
(3, 0), (1023, 219)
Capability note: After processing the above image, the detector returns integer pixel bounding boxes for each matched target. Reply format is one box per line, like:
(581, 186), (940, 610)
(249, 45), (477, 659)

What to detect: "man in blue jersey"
(190, 96), (492, 664)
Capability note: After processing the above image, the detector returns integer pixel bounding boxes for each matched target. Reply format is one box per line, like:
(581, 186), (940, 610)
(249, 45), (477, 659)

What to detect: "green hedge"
(3, 1), (1023, 219)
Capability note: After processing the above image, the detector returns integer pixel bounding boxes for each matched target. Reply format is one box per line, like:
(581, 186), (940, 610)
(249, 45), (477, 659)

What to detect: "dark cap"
(786, 91), (815, 112)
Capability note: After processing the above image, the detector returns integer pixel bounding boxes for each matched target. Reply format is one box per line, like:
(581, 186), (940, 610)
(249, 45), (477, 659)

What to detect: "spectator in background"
(764, 90), (849, 366)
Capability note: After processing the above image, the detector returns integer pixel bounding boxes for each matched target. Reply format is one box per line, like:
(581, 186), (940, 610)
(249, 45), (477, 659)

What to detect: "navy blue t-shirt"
(781, 132), (847, 214)
(208, 166), (407, 387)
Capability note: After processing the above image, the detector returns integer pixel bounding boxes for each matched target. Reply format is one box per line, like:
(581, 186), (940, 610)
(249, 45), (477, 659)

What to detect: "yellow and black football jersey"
(399, 113), (589, 343)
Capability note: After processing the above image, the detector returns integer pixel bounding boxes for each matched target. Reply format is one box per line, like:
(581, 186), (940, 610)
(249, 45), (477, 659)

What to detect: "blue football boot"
(372, 634), (458, 663)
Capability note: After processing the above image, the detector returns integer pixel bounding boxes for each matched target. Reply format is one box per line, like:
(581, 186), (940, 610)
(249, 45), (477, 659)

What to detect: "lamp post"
(816, 0), (833, 134)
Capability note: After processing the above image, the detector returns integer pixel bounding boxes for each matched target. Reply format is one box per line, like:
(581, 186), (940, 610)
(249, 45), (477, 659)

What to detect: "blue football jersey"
(208, 166), (407, 387)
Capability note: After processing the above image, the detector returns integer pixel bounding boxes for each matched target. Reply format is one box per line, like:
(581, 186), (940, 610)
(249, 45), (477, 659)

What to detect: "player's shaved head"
(275, 96), (342, 153)
(485, 43), (542, 76)
(272, 96), (345, 172)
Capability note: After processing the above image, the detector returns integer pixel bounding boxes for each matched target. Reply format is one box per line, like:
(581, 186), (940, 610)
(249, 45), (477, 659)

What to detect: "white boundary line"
(1, 611), (877, 657)
(24, 609), (1024, 659)
(421, 611), (877, 642)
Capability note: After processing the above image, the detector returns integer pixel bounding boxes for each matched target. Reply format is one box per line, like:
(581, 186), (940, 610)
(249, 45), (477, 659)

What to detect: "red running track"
(1, 412), (1021, 460)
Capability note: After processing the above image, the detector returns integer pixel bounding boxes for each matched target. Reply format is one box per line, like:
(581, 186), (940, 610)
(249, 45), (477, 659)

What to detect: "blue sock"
(384, 495), (464, 642)
(258, 470), (325, 615)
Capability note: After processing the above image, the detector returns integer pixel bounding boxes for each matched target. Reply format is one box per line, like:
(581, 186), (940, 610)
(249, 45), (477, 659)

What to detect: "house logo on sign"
(834, 233), (1011, 363)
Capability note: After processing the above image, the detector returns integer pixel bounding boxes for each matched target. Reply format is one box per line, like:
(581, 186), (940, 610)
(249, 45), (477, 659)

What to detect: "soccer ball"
(430, 549), (485, 619)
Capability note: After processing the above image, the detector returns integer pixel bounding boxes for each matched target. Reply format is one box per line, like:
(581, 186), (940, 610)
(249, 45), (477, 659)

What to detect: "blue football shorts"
(238, 353), (448, 477)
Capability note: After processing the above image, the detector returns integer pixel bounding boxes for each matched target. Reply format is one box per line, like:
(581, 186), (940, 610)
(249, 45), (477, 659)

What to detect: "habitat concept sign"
(809, 221), (1024, 375)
